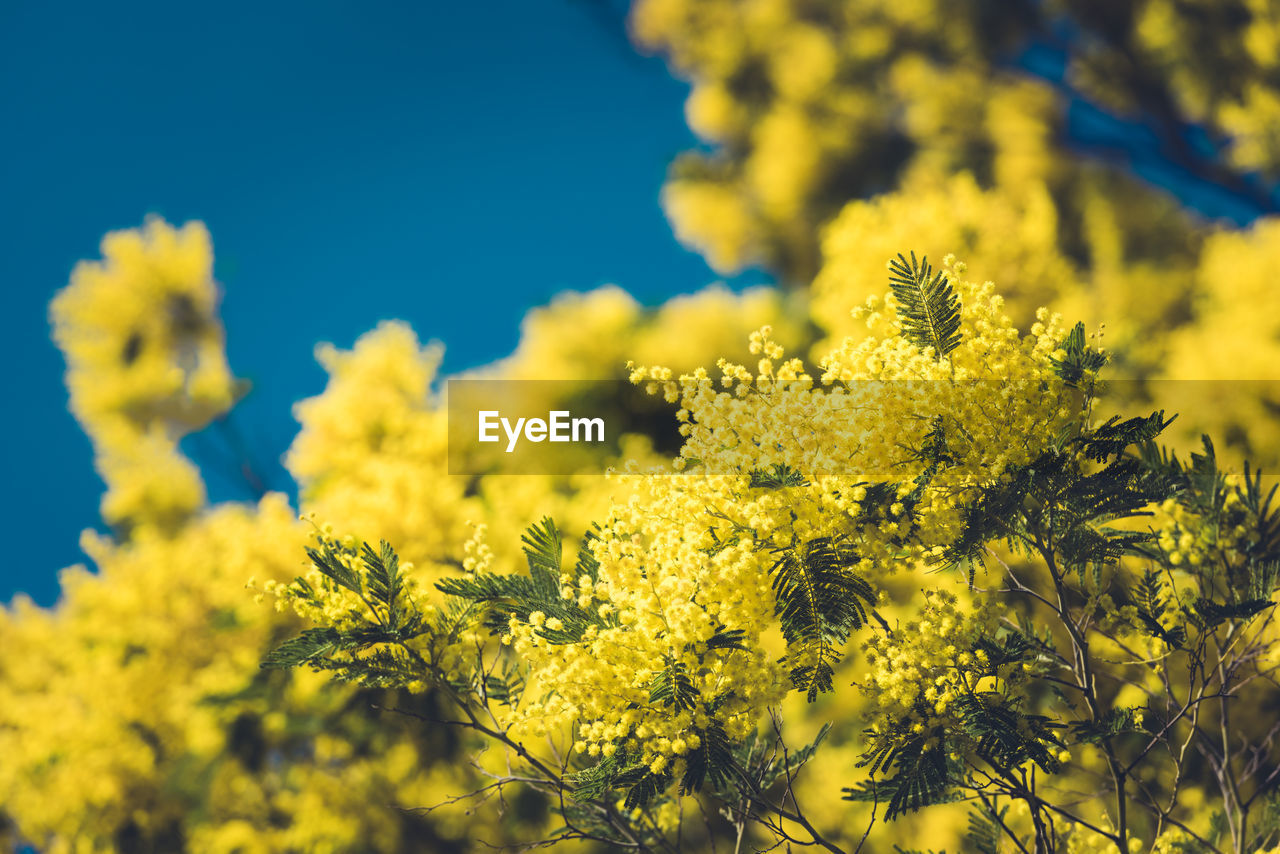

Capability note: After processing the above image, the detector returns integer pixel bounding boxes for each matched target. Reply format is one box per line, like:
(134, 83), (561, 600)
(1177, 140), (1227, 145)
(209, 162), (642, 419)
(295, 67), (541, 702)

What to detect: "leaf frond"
(887, 252), (962, 360)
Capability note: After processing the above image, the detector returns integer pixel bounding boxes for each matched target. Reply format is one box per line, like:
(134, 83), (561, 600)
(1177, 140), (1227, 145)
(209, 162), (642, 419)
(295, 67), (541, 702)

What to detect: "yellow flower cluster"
(21, 210), (876, 851)
(50, 218), (240, 531)
(1160, 217), (1280, 463)
(862, 590), (992, 728)
(503, 470), (787, 767)
(494, 258), (1078, 805)
(634, 259), (1072, 499)
(478, 283), (809, 383)
(630, 0), (1280, 531)
(287, 321), (472, 572)
(630, 0), (1203, 301)
(633, 0), (1005, 279)
(0, 497), (427, 853)
(461, 522), (494, 574)
(813, 173), (1075, 349)
(1065, 824), (1145, 854)
(630, 0), (1280, 482)
(25, 13), (1280, 834)
(1151, 480), (1256, 572)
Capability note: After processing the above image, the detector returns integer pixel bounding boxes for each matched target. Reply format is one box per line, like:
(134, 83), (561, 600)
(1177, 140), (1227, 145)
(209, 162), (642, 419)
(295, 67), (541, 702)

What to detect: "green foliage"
(1241, 463), (1280, 563)
(437, 517), (613, 643)
(716, 722), (831, 802)
(964, 805), (1005, 854)
(261, 627), (345, 669)
(262, 536), (434, 689)
(1070, 707), (1146, 745)
(1248, 790), (1280, 852)
(942, 409), (1175, 577)
(972, 629), (1033, 671)
(1169, 436), (1227, 516)
(306, 537), (425, 638)
(479, 658), (526, 705)
(855, 730), (956, 820)
(564, 725), (744, 810)
(1136, 434), (1280, 637)
(564, 742), (672, 812)
(1082, 412), (1173, 463)
(649, 659), (697, 711)
(855, 662), (1066, 822)
(572, 700), (829, 813)
(705, 626), (748, 652)
(679, 721), (739, 796)
(1185, 595), (1272, 631)
(748, 462), (809, 489)
(844, 391), (1280, 840)
(1051, 321), (1108, 388)
(770, 536), (879, 700)
(955, 693), (1063, 774)
(887, 252), (962, 360)
(1132, 567), (1187, 648)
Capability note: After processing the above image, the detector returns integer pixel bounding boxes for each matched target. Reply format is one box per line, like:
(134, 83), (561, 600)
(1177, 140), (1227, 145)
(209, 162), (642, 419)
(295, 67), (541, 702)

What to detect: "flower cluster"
(480, 258), (1093, 820)
(49, 218), (240, 530)
(633, 0), (1280, 483)
(501, 472), (787, 771)
(628, 259), (1074, 575)
(286, 321), (471, 573)
(461, 523), (495, 574)
(862, 590), (993, 730)
(1151, 479), (1256, 571)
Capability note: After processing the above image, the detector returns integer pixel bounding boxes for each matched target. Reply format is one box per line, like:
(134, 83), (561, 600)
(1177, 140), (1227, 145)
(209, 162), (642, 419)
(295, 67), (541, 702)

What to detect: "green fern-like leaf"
(1080, 412), (1174, 463)
(1070, 706), (1146, 744)
(1242, 461), (1280, 563)
(649, 659), (698, 711)
(704, 625), (748, 652)
(973, 630), (1032, 671)
(482, 662), (527, 704)
(261, 627), (344, 670)
(955, 693), (1061, 773)
(438, 518), (614, 643)
(1133, 568), (1184, 647)
(566, 751), (626, 802)
(1051, 321), (1108, 387)
(965, 806), (1006, 854)
(304, 542), (362, 595)
(1250, 561), (1280, 603)
(864, 735), (954, 820)
(748, 463), (809, 489)
(616, 765), (670, 810)
(887, 252), (962, 360)
(1247, 790), (1280, 852)
(771, 537), (878, 701)
(360, 540), (406, 630)
(521, 516), (563, 597)
(843, 775), (964, 812)
(1186, 596), (1273, 630)
(575, 526), (603, 585)
(680, 721), (740, 795)
(262, 536), (440, 690)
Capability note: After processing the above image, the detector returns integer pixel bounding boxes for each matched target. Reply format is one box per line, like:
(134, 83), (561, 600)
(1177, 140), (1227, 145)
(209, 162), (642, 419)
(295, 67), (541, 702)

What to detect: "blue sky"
(0, 0), (752, 605)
